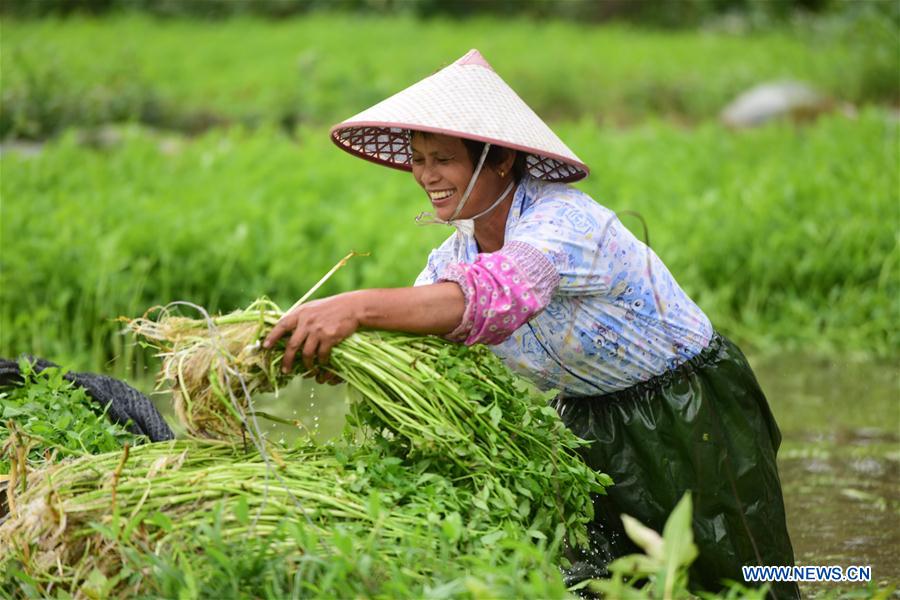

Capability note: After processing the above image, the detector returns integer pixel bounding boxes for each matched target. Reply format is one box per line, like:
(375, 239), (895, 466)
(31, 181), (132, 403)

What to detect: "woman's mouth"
(428, 189), (456, 206)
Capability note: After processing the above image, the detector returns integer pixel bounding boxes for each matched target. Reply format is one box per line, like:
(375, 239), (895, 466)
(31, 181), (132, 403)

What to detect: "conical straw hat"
(330, 49), (589, 183)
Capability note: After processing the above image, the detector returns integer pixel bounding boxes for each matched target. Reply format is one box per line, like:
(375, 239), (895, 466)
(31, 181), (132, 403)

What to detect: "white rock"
(721, 81), (829, 127)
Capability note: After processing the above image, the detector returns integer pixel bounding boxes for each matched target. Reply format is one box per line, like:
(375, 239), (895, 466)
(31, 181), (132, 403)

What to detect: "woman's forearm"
(349, 283), (465, 335)
(263, 283), (466, 373)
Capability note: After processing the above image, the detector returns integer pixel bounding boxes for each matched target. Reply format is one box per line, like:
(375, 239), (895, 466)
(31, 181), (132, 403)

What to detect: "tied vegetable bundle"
(1, 296), (610, 597)
(127, 297), (607, 527)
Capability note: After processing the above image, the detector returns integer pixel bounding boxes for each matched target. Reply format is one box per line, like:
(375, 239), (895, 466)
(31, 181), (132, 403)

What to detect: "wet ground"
(149, 352), (899, 594)
(753, 355), (899, 595)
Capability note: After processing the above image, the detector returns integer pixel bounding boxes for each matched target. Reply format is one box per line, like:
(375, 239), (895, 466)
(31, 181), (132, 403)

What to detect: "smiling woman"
(410, 132), (520, 251)
(264, 49), (800, 598)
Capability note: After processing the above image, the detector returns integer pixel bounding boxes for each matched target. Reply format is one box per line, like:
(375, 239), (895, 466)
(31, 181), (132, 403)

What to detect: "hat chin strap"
(416, 142), (514, 228)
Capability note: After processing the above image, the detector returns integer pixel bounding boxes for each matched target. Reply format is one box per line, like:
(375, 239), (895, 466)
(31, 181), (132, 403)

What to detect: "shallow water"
(148, 353), (899, 592)
(752, 354), (899, 594)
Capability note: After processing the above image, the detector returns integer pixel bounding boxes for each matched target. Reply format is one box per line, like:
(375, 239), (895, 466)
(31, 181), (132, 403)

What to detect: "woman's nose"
(420, 163), (441, 185)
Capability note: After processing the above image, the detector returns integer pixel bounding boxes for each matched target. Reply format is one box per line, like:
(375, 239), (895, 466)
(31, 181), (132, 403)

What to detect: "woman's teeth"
(429, 190), (454, 201)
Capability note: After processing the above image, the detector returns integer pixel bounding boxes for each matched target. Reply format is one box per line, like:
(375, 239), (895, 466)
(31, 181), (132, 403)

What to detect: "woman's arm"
(263, 282), (464, 374)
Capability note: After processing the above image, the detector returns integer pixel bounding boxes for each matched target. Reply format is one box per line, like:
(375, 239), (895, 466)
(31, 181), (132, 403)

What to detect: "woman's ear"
(498, 149), (517, 177)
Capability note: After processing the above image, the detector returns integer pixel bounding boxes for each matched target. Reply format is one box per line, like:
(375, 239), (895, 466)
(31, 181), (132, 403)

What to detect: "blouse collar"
(458, 175), (536, 261)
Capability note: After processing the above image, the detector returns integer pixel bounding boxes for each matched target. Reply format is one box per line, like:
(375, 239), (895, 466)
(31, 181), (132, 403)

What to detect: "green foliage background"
(1, 12), (898, 373)
(2, 12), (897, 138)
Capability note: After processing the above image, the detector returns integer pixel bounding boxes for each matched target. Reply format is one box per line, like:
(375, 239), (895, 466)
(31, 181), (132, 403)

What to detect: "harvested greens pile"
(1, 298), (609, 598)
(1, 359), (144, 478)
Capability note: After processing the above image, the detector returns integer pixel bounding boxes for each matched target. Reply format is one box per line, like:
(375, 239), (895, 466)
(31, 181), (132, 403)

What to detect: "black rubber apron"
(552, 333), (799, 599)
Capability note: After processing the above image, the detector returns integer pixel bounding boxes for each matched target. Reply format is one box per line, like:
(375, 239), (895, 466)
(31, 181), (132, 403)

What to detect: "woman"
(264, 50), (798, 598)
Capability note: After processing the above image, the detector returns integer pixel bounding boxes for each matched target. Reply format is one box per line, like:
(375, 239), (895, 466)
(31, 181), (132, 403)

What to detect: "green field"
(3, 13), (897, 373)
(2, 112), (897, 371)
(2, 12), (897, 137)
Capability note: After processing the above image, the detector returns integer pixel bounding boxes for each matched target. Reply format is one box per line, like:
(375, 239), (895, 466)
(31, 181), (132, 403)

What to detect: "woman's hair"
(410, 131), (528, 182)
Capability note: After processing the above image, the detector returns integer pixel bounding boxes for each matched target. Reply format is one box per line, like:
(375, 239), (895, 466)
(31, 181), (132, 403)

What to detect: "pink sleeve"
(438, 241), (560, 345)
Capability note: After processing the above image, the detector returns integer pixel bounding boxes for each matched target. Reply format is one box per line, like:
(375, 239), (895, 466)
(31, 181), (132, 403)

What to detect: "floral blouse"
(414, 175), (713, 397)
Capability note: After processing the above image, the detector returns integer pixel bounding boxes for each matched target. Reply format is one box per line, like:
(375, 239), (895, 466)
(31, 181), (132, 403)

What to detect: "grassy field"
(1, 12), (898, 370)
(2, 12), (897, 138)
(2, 111), (897, 372)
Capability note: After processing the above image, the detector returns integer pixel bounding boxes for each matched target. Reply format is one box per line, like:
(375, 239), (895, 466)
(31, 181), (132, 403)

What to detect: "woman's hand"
(262, 284), (465, 382)
(263, 293), (362, 379)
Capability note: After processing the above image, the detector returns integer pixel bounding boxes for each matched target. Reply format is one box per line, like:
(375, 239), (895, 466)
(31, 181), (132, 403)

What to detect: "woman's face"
(410, 133), (491, 222)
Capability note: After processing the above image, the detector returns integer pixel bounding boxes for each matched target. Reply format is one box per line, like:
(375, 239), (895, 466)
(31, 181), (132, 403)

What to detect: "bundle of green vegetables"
(1, 291), (609, 597)
(1, 360), (144, 471)
(1, 359), (145, 520)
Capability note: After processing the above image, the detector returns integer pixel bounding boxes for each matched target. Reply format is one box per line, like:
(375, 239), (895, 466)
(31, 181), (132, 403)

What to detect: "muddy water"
(148, 353), (899, 592)
(752, 355), (899, 593)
